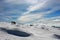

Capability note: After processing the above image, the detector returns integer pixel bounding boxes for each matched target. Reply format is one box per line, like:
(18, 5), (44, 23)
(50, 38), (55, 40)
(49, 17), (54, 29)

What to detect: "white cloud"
(25, 0), (38, 5)
(50, 16), (60, 22)
(23, 0), (48, 15)
(32, 16), (60, 26)
(18, 13), (44, 23)
(53, 19), (60, 21)
(4, 0), (26, 4)
(25, 0), (48, 5)
(17, 8), (56, 23)
(17, 0), (50, 23)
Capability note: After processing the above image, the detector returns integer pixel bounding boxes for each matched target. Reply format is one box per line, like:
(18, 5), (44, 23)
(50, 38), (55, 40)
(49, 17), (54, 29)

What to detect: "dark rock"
(41, 27), (45, 29)
(11, 21), (16, 24)
(52, 26), (60, 28)
(30, 24), (33, 26)
(52, 26), (60, 30)
(52, 26), (56, 28)
(53, 34), (60, 39)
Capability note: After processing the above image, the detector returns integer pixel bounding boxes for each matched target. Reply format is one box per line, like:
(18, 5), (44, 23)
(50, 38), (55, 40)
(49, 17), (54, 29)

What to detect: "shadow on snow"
(0, 27), (31, 37)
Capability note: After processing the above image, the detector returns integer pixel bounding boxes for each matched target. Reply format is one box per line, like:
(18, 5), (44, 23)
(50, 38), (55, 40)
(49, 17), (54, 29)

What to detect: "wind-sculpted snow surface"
(0, 22), (60, 40)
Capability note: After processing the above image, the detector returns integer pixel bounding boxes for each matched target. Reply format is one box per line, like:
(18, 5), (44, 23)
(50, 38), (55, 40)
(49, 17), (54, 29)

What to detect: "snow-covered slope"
(0, 22), (60, 40)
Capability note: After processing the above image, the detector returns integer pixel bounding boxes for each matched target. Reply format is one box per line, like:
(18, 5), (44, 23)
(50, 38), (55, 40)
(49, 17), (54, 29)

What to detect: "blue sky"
(0, 0), (60, 23)
(44, 10), (60, 18)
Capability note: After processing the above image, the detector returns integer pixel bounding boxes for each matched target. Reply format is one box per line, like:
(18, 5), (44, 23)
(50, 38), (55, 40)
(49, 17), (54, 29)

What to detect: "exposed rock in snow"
(53, 34), (60, 39)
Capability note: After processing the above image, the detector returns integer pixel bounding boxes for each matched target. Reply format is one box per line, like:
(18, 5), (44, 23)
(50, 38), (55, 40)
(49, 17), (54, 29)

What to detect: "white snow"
(0, 22), (60, 40)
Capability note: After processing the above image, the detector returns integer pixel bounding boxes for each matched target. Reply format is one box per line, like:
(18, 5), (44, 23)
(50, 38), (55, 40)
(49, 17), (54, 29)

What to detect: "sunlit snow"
(0, 22), (60, 40)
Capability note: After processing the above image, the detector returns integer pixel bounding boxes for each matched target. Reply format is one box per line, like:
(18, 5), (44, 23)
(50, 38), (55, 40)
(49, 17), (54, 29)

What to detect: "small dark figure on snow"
(11, 21), (16, 24)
